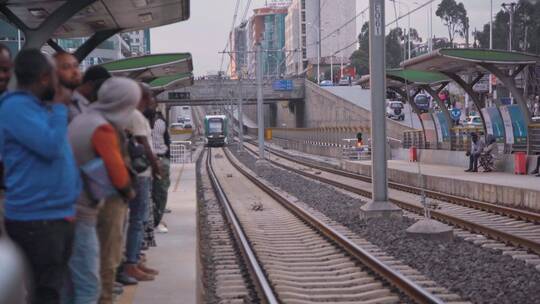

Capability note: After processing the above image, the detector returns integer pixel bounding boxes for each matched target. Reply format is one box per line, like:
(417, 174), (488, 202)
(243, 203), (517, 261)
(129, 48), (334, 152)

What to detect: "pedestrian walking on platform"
(465, 132), (484, 173)
(0, 48), (81, 304)
(148, 108), (171, 234)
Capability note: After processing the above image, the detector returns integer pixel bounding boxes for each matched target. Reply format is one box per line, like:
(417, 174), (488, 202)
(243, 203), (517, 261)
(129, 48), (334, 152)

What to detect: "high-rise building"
(247, 7), (288, 78)
(229, 23), (248, 79)
(122, 29), (151, 57)
(56, 36), (131, 70)
(285, 0), (356, 76)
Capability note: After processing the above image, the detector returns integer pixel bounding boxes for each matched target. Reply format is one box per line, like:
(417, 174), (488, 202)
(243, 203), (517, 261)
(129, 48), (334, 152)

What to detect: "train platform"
(265, 142), (540, 212)
(119, 162), (198, 304)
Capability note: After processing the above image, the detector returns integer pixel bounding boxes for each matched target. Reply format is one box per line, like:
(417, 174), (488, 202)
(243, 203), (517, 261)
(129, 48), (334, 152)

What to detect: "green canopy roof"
(358, 69), (449, 88)
(148, 73), (194, 91)
(101, 53), (192, 73)
(386, 69), (449, 85)
(402, 48), (540, 72)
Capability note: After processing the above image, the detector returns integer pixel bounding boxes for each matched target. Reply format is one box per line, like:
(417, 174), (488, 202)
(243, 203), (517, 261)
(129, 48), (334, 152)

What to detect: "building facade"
(285, 0), (356, 76)
(247, 7), (288, 78)
(229, 23), (248, 79)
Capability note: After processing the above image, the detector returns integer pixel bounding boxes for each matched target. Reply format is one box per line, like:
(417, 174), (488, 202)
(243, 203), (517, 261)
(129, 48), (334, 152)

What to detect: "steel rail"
(205, 149), (279, 304)
(255, 142), (540, 224)
(242, 144), (540, 255)
(222, 148), (444, 304)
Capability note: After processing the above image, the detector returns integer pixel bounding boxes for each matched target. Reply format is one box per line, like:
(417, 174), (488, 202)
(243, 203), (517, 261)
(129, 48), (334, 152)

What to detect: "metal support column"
(256, 43), (265, 160)
(360, 0), (401, 218)
(238, 76), (244, 152)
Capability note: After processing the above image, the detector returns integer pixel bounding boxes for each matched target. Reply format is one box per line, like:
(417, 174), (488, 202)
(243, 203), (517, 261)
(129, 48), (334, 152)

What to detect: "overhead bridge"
(157, 78), (305, 106)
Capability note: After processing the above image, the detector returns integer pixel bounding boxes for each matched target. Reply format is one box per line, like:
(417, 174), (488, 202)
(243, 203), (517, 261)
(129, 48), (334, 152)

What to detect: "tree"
(350, 22), (422, 75)
(435, 0), (469, 46)
(475, 0), (540, 54)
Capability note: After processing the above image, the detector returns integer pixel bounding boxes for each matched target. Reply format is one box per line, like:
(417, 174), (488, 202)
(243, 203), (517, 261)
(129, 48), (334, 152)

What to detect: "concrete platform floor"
(119, 163), (197, 304)
(362, 159), (540, 192)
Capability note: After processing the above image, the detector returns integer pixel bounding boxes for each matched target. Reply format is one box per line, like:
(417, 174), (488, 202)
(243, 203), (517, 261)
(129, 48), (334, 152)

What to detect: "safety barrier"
(529, 124), (540, 154)
(170, 141), (192, 163)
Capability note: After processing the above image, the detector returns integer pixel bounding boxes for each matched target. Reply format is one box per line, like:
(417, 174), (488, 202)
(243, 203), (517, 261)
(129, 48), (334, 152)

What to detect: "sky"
(150, 0), (509, 76)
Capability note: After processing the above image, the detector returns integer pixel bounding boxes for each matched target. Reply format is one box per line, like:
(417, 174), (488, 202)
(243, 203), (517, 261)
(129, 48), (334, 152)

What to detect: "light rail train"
(204, 115), (228, 147)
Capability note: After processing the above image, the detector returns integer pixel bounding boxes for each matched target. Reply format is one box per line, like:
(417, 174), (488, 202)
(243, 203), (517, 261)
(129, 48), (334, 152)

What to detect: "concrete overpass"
(157, 78), (305, 106)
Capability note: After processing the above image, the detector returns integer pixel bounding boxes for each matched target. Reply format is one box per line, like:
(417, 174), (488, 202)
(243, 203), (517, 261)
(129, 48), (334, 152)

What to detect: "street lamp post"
(502, 2), (517, 51)
(360, 0), (401, 218)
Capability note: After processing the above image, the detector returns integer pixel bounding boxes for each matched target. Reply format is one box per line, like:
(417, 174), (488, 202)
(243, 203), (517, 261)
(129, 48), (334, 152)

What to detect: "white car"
(465, 116), (483, 127)
(338, 77), (349, 86)
(319, 80), (333, 86)
(386, 101), (405, 120)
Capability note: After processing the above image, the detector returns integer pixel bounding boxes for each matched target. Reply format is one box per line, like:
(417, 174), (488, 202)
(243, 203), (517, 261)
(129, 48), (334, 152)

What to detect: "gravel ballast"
(230, 148), (540, 304)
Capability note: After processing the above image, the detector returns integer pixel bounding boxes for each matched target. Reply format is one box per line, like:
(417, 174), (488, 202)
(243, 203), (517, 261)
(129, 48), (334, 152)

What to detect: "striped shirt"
(152, 118), (168, 155)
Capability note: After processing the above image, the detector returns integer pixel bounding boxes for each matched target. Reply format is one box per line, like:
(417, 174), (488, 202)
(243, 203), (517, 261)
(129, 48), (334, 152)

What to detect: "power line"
(219, 0), (242, 72)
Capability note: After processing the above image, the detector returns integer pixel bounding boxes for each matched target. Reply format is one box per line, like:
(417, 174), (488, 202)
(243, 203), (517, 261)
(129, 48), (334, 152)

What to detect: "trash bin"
(409, 146), (418, 162)
(514, 152), (527, 174)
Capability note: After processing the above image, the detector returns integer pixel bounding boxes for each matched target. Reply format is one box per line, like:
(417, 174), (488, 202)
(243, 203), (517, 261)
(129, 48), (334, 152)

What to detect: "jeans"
(62, 221), (100, 304)
(97, 196), (127, 304)
(125, 176), (151, 264)
(152, 158), (171, 227)
(5, 219), (74, 304)
(468, 153), (480, 171)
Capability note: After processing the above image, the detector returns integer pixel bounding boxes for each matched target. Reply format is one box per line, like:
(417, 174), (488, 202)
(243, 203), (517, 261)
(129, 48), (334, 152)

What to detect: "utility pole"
(489, 0), (493, 98)
(360, 0), (401, 218)
(502, 2), (517, 51)
(256, 43), (265, 160)
(238, 74), (244, 152)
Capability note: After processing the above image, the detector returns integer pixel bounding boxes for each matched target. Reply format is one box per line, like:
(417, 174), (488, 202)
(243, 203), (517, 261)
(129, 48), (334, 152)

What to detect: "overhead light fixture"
(138, 12), (153, 23)
(132, 0), (149, 8)
(28, 8), (48, 19)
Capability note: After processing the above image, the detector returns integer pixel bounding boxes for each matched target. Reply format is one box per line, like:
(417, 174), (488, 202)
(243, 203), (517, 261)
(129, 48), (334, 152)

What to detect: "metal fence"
(170, 141), (192, 164)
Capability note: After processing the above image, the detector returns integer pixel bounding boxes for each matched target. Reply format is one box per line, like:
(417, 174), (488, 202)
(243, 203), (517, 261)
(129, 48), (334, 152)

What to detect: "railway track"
(242, 142), (540, 257)
(205, 147), (470, 304)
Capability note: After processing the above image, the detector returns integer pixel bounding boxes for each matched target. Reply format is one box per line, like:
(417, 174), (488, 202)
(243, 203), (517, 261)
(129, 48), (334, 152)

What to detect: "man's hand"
(53, 86), (72, 105)
(152, 161), (163, 179)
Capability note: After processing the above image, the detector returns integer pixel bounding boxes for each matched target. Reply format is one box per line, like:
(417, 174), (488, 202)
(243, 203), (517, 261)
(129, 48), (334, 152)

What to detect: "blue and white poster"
(507, 105), (527, 145)
(481, 107), (505, 142)
(435, 112), (450, 142)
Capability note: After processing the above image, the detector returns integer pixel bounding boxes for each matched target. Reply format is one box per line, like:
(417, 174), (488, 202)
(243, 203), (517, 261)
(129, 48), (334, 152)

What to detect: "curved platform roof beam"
(401, 48), (540, 128)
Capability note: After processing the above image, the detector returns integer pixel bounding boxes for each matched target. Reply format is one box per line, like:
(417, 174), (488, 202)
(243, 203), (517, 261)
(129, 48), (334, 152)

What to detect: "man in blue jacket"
(0, 49), (81, 304)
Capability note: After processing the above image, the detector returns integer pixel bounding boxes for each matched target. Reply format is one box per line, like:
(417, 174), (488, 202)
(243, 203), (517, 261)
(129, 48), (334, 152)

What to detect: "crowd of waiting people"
(0, 44), (172, 304)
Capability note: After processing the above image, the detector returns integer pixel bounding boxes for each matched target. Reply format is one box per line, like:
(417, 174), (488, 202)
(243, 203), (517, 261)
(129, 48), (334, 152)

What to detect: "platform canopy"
(358, 69), (449, 89)
(401, 48), (540, 72)
(401, 48), (540, 127)
(101, 53), (193, 81)
(0, 0), (190, 60)
(148, 72), (194, 92)
(0, 0), (189, 39)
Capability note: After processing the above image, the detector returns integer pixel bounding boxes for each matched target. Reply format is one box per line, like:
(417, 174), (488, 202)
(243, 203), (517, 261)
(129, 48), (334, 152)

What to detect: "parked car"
(386, 100), (405, 120)
(319, 80), (333, 86)
(338, 77), (349, 86)
(465, 115), (483, 127)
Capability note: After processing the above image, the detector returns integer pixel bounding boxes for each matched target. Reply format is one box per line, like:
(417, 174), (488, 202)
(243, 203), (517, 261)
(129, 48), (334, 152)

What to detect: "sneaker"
(156, 223), (168, 234)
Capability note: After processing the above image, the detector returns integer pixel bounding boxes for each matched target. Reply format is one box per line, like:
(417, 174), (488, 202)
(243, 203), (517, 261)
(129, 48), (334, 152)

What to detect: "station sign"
(272, 79), (294, 91)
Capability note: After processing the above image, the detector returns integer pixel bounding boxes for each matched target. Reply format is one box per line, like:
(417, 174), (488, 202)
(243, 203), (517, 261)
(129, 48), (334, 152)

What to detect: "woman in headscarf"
(64, 77), (140, 304)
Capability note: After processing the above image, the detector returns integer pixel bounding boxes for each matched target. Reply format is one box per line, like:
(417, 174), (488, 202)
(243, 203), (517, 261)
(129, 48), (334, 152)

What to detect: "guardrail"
(170, 141), (192, 163)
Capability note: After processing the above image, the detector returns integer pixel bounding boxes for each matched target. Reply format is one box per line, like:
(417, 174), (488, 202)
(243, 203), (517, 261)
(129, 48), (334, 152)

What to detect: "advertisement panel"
(484, 107), (505, 142)
(436, 112), (450, 142)
(499, 106), (514, 144)
(507, 104), (527, 145)
(433, 113), (443, 143)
